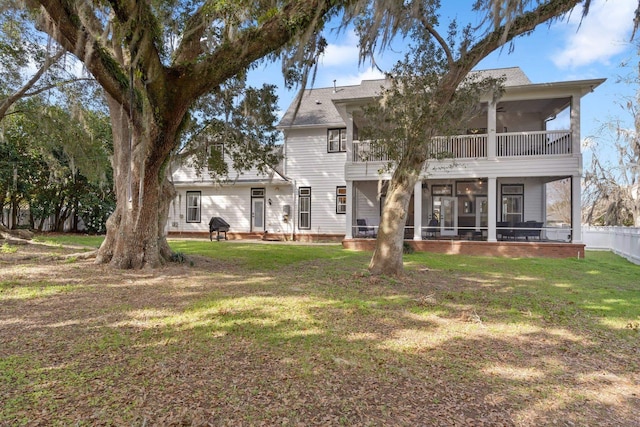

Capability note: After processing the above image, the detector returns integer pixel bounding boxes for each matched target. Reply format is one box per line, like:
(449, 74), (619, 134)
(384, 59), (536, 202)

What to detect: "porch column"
(570, 94), (581, 161)
(345, 180), (354, 239)
(345, 112), (354, 163)
(487, 177), (498, 242)
(413, 180), (423, 240)
(571, 175), (582, 243)
(570, 94), (582, 244)
(487, 99), (497, 160)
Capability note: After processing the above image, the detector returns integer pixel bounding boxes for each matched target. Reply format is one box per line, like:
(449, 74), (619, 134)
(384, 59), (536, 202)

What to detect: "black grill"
(209, 217), (230, 241)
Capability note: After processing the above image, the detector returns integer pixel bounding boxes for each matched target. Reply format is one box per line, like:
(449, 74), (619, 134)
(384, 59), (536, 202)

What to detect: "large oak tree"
(22, 0), (639, 271)
(25, 0), (366, 268)
(358, 0), (592, 275)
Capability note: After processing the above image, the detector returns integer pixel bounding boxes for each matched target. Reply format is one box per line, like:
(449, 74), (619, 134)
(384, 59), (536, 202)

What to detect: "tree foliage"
(176, 75), (281, 182)
(0, 97), (114, 232)
(23, 0), (387, 269)
(583, 56), (640, 227)
(18, 0), (640, 270)
(354, 0), (586, 275)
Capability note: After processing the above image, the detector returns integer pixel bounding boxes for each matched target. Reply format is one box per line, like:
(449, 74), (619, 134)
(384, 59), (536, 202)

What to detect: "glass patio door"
(434, 196), (458, 236)
(476, 196), (488, 231)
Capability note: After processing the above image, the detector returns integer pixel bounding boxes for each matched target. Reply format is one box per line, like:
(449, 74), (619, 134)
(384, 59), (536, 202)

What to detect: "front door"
(434, 196), (458, 236)
(251, 189), (265, 232)
(252, 198), (264, 231)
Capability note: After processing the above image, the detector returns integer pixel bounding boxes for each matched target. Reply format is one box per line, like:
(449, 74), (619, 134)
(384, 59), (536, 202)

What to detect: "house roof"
(277, 67), (532, 129)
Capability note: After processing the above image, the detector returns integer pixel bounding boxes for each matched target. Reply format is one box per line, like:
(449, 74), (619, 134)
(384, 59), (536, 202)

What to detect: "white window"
(299, 187), (311, 229)
(336, 186), (346, 214)
(328, 128), (346, 152)
(186, 191), (201, 223)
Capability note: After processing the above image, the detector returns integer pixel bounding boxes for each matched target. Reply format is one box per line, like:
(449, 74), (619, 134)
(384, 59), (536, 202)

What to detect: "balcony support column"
(487, 177), (498, 242)
(346, 112), (354, 163)
(413, 180), (423, 240)
(571, 175), (582, 244)
(487, 100), (497, 160)
(570, 93), (581, 160)
(345, 180), (354, 239)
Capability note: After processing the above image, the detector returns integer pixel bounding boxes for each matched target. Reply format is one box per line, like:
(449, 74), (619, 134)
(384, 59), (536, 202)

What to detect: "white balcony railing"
(497, 130), (571, 157)
(351, 130), (572, 162)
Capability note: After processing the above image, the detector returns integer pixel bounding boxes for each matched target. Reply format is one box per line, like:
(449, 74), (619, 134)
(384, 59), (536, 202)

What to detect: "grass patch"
(0, 280), (79, 301)
(169, 240), (352, 270)
(1, 243), (18, 254)
(32, 234), (104, 248)
(1, 239), (638, 425)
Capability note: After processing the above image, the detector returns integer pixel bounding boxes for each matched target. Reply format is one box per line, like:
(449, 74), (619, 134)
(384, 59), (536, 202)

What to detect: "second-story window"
(328, 128), (346, 152)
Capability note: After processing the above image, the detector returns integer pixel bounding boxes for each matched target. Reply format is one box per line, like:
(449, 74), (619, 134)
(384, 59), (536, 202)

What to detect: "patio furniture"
(209, 216), (230, 241)
(422, 219), (439, 240)
(356, 218), (377, 238)
(514, 221), (543, 240)
(497, 221), (515, 240)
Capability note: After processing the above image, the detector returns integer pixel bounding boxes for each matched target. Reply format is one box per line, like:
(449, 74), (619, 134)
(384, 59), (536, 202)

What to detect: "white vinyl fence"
(582, 226), (640, 265)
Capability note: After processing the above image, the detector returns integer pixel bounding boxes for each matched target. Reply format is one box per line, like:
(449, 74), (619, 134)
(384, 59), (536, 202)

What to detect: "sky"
(249, 0), (638, 160)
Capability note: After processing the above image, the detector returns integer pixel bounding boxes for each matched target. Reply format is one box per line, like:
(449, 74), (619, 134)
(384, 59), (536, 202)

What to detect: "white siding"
(346, 156), (580, 181)
(498, 177), (544, 222)
(285, 128), (347, 235)
(171, 155), (285, 185)
(354, 181), (381, 226)
(166, 183), (293, 235)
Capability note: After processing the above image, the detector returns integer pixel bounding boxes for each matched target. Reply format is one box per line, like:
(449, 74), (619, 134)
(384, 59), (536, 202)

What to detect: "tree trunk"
(96, 95), (179, 269)
(10, 199), (19, 229)
(369, 156), (423, 275)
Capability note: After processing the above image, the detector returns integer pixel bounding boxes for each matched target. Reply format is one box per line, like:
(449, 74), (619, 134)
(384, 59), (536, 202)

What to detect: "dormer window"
(328, 128), (346, 153)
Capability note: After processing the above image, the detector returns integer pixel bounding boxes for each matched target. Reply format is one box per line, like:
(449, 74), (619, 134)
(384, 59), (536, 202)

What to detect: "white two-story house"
(166, 67), (604, 257)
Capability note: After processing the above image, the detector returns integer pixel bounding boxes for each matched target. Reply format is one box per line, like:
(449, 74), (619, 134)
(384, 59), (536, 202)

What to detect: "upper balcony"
(351, 130), (572, 163)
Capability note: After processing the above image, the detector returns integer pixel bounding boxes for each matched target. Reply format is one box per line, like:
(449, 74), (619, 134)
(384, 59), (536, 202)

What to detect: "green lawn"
(1, 238), (638, 425)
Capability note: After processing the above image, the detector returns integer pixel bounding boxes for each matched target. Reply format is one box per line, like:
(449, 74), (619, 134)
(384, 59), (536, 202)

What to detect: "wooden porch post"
(345, 111), (355, 239)
(413, 180), (423, 240)
(487, 100), (497, 160)
(571, 175), (582, 243)
(570, 93), (581, 159)
(346, 112), (354, 164)
(570, 93), (582, 244)
(488, 177), (498, 242)
(345, 180), (354, 239)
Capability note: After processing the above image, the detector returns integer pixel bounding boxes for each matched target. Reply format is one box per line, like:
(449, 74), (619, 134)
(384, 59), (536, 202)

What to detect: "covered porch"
(343, 238), (586, 259)
(342, 176), (583, 258)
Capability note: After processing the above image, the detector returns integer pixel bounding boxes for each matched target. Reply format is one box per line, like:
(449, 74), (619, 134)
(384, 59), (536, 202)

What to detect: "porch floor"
(343, 238), (585, 259)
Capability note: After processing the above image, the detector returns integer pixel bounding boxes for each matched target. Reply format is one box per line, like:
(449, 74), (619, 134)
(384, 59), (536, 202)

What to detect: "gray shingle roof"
(278, 67), (531, 128)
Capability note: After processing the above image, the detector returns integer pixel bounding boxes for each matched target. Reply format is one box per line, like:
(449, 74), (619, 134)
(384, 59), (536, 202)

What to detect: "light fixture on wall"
(268, 198), (272, 206)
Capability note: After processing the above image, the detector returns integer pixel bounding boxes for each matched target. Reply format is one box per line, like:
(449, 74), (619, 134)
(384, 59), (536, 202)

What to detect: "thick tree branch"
(30, 0), (131, 108)
(104, 0), (166, 93)
(175, 0), (334, 103)
(173, 3), (210, 64)
(417, 7), (454, 66)
(460, 0), (582, 77)
(0, 48), (66, 120)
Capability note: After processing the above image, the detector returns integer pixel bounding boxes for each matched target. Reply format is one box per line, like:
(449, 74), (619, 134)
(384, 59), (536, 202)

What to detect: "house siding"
(346, 156), (580, 181)
(284, 127), (346, 235)
(166, 184), (293, 236)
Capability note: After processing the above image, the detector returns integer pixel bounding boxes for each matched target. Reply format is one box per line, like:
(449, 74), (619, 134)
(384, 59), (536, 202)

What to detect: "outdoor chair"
(356, 218), (377, 238)
(422, 218), (439, 240)
(514, 221), (543, 240)
(496, 221), (515, 240)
